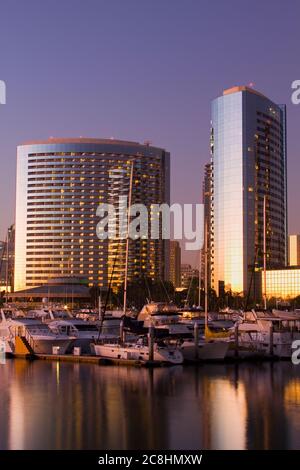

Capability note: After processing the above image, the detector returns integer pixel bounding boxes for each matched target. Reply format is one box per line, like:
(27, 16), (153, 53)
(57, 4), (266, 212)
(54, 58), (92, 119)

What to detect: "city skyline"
(2, 1), (300, 460)
(1, 1), (300, 268)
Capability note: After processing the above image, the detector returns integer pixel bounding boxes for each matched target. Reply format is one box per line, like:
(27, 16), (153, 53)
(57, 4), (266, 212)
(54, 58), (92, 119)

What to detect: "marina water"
(1, 360), (300, 450)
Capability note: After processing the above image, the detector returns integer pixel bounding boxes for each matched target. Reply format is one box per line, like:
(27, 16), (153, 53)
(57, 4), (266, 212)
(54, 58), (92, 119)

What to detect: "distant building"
(210, 86), (287, 296)
(14, 138), (170, 292)
(181, 264), (199, 289)
(262, 267), (300, 300)
(0, 241), (5, 288)
(0, 225), (15, 293)
(169, 241), (181, 287)
(289, 235), (300, 266)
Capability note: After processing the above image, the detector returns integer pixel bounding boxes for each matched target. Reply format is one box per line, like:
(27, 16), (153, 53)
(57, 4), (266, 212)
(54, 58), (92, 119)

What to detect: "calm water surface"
(1, 360), (300, 450)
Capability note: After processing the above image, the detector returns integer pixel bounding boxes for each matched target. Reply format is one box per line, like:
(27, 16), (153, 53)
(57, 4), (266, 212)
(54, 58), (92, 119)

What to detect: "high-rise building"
(14, 138), (170, 292)
(210, 86), (287, 296)
(169, 241), (181, 288)
(202, 162), (213, 289)
(289, 235), (300, 266)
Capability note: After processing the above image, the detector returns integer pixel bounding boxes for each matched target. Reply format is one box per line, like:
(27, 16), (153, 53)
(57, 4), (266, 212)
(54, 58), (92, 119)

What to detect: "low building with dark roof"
(8, 277), (90, 303)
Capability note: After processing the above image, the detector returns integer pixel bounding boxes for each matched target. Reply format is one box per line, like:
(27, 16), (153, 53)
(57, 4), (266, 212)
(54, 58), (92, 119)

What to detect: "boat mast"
(5, 227), (9, 304)
(98, 290), (102, 321)
(198, 244), (202, 308)
(204, 218), (208, 328)
(123, 161), (134, 316)
(263, 195), (267, 310)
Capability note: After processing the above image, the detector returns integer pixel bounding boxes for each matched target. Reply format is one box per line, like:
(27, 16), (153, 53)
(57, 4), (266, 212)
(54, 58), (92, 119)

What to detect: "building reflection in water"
(0, 360), (300, 449)
(284, 378), (300, 448)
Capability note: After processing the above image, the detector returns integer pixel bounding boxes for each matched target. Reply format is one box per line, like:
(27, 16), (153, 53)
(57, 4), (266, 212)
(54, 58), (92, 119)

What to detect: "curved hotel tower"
(210, 86), (287, 296)
(14, 138), (170, 292)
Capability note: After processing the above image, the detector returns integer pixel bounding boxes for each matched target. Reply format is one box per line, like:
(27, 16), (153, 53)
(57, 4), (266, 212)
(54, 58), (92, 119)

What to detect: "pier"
(10, 351), (173, 367)
(8, 349), (282, 365)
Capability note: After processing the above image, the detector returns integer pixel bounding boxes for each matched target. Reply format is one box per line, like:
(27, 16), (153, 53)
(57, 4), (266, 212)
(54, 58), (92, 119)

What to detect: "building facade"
(210, 86), (287, 296)
(0, 225), (15, 293)
(181, 264), (199, 289)
(14, 138), (170, 292)
(262, 267), (300, 300)
(169, 241), (181, 288)
(289, 235), (300, 266)
(0, 241), (5, 290)
(202, 162), (213, 290)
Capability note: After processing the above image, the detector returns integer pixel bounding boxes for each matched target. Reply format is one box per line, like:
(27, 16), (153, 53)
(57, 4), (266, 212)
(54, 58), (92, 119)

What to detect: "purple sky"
(0, 0), (299, 265)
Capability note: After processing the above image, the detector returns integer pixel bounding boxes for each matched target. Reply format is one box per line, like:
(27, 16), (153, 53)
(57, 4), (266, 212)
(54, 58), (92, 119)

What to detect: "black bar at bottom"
(0, 450), (298, 467)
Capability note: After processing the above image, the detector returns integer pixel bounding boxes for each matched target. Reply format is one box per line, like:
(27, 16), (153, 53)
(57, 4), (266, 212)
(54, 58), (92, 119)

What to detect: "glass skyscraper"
(210, 86), (287, 296)
(14, 138), (170, 292)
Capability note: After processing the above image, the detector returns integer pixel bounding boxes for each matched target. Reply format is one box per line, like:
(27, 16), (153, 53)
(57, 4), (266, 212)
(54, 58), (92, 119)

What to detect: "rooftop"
(20, 137), (150, 147)
(10, 277), (90, 299)
(223, 86), (267, 99)
(10, 283), (90, 299)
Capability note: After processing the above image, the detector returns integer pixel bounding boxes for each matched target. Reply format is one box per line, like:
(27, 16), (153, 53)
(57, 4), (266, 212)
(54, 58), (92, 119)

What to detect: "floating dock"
(9, 351), (282, 366)
(10, 352), (170, 367)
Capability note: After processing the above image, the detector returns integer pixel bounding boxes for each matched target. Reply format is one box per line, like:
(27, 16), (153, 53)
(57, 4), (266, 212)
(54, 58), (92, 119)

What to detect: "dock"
(10, 352), (171, 367)
(8, 350), (282, 366)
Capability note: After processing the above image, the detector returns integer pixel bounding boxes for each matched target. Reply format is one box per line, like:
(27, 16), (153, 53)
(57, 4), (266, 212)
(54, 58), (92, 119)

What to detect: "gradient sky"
(0, 0), (300, 265)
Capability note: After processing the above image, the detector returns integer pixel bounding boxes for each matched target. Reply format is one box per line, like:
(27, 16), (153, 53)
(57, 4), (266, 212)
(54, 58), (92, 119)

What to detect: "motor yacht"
(125, 302), (191, 337)
(48, 319), (117, 353)
(238, 310), (300, 358)
(0, 310), (73, 355)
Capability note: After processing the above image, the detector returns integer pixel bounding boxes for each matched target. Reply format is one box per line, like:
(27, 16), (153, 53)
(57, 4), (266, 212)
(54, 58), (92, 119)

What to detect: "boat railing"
(94, 337), (119, 346)
(24, 328), (36, 351)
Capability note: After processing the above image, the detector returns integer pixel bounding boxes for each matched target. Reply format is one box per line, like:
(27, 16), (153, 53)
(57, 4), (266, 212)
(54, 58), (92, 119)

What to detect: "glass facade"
(14, 138), (170, 291)
(211, 87), (287, 295)
(289, 234), (300, 266)
(212, 91), (244, 293)
(263, 269), (300, 300)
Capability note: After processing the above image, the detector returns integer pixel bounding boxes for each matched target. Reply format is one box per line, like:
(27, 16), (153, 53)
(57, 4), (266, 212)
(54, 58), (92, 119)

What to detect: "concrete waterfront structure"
(210, 86), (287, 296)
(14, 138), (170, 292)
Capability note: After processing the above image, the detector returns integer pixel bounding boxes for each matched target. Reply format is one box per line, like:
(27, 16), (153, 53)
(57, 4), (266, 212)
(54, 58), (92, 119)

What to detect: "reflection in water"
(0, 360), (300, 449)
(209, 379), (247, 449)
(284, 379), (300, 449)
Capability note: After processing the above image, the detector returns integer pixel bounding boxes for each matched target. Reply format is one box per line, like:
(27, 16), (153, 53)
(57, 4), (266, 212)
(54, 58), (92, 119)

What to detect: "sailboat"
(91, 162), (183, 365)
(179, 219), (231, 361)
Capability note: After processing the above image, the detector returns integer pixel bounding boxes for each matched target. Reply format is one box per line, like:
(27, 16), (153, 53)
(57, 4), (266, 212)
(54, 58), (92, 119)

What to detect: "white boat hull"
(27, 338), (72, 355)
(2, 337), (73, 355)
(92, 343), (183, 364)
(67, 335), (118, 354)
(239, 331), (300, 359)
(181, 340), (229, 361)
